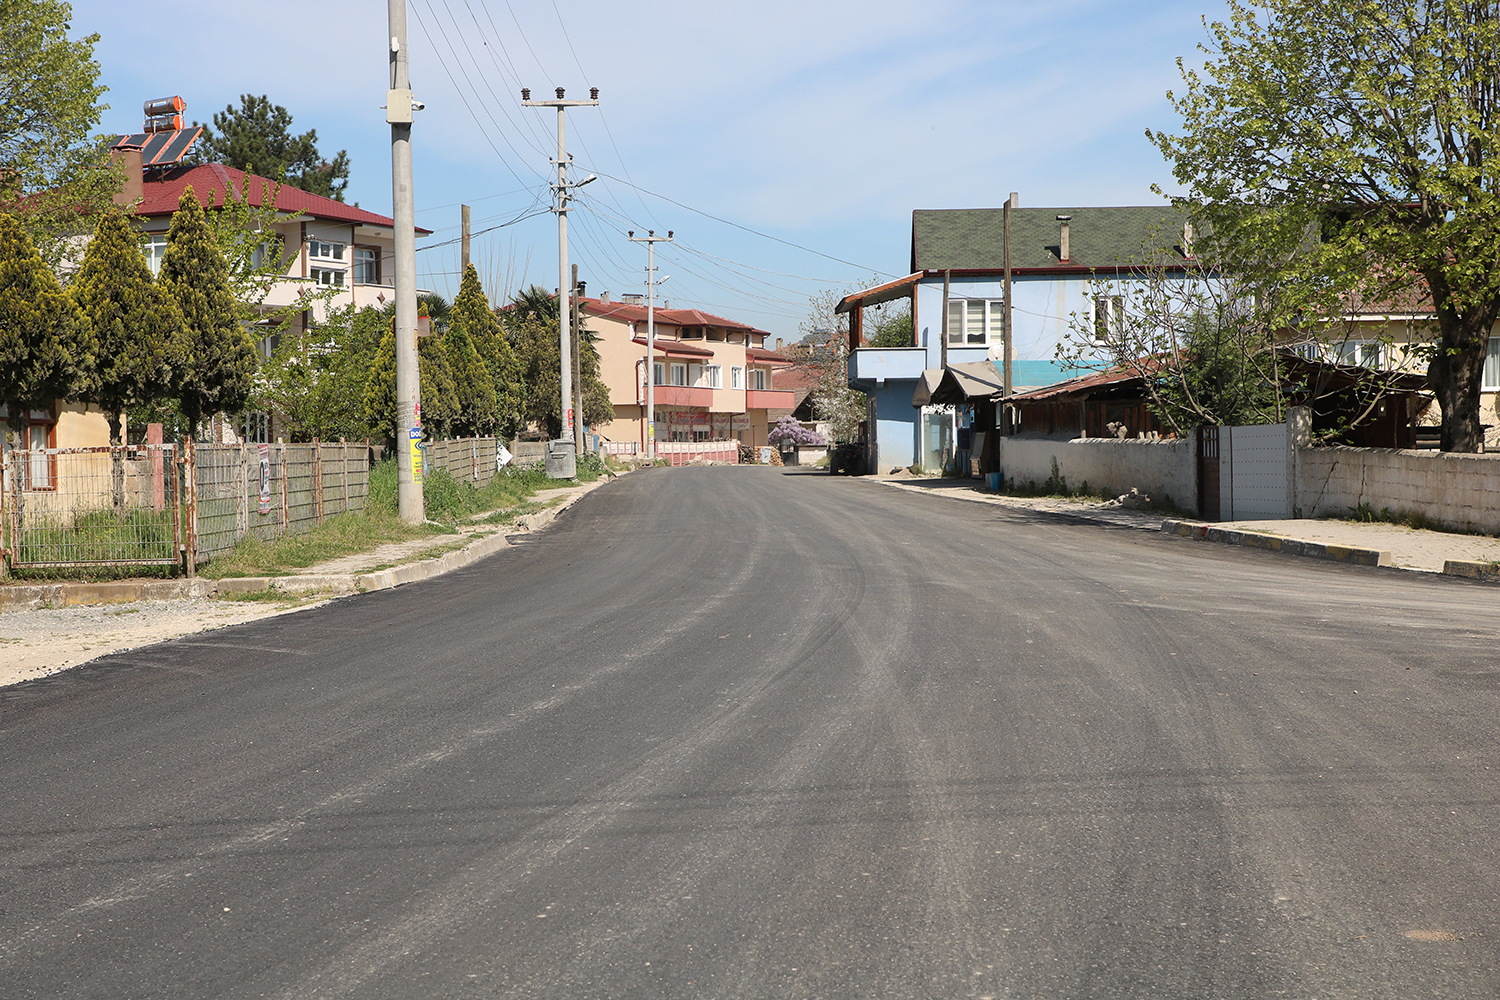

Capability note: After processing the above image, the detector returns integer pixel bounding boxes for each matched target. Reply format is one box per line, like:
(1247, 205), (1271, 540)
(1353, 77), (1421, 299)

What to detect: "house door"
(1197, 426), (1220, 521)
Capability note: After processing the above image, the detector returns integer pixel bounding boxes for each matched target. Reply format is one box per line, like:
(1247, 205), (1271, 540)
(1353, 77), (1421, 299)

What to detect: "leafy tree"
(160, 188), (258, 436)
(0, 0), (120, 270)
(1150, 0), (1500, 452)
(0, 212), (80, 448)
(866, 302), (914, 348)
(203, 173), (296, 308)
(794, 286), (865, 441)
(71, 212), (185, 446)
(259, 304), (384, 441)
(189, 94), (350, 201)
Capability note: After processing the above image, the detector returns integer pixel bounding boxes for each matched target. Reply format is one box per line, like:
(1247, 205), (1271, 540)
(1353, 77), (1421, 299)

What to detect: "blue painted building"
(839, 203), (1196, 473)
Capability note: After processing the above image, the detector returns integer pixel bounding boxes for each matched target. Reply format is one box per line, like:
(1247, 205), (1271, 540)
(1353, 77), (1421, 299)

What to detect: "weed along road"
(1, 466), (1496, 998)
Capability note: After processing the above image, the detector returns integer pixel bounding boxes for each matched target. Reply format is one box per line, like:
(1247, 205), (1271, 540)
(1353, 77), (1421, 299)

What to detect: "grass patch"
(1348, 501), (1441, 531)
(201, 509), (440, 579)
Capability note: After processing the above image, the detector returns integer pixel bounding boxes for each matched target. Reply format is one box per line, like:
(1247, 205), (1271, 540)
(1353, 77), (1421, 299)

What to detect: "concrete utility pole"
(571, 264), (584, 455)
(629, 229), (672, 460)
(521, 87), (598, 460)
(1002, 192), (1016, 434)
(387, 0), (423, 522)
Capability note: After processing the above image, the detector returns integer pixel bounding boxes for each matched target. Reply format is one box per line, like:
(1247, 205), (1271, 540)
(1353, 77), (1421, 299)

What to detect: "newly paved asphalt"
(1, 467), (1496, 999)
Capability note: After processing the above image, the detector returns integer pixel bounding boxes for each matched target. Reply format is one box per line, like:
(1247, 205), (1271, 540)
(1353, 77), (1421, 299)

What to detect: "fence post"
(183, 439), (197, 577)
(340, 437), (349, 513)
(278, 437), (290, 531)
(0, 449), (9, 580)
(237, 441), (249, 541)
(312, 437), (324, 524)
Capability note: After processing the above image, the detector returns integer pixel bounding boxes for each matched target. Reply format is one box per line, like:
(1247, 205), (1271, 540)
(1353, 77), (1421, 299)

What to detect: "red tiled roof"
(630, 336), (715, 358)
(132, 163), (432, 233)
(581, 297), (764, 334)
(747, 347), (788, 363)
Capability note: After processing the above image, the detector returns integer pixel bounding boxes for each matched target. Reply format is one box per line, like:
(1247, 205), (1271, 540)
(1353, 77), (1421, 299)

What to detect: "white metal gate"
(1220, 424), (1289, 521)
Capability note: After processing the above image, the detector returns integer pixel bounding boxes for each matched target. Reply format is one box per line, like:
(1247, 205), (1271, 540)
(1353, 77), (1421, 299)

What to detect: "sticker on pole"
(409, 427), (424, 484)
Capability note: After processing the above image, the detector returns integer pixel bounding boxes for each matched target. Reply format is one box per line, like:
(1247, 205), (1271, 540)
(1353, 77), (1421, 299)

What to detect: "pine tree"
(0, 212), (80, 448)
(361, 319), (459, 444)
(451, 264), (521, 436)
(417, 331), (458, 438)
(72, 212), (186, 446)
(361, 326), (398, 444)
(160, 188), (258, 437)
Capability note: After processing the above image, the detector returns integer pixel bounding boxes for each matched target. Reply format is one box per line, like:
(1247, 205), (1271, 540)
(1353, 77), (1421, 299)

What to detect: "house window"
(242, 411), (271, 444)
(144, 233), (167, 275)
(652, 362), (665, 386)
(352, 246), (379, 284)
(1336, 341), (1384, 369)
(731, 366), (743, 389)
(670, 363), (688, 386)
(1092, 295), (1123, 345)
(19, 418), (55, 491)
(946, 299), (1000, 345)
(706, 364), (722, 389)
(1484, 338), (1500, 391)
(749, 367), (768, 390)
(688, 363), (703, 386)
(311, 267), (345, 287)
(308, 239), (345, 261)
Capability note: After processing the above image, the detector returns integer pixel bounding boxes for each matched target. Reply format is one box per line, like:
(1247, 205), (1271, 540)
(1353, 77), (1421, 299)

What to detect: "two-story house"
(581, 295), (793, 451)
(839, 203), (1197, 472)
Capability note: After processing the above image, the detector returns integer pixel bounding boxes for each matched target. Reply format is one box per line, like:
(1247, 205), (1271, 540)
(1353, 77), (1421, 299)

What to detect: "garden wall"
(1295, 445), (1500, 534)
(997, 435), (1197, 507)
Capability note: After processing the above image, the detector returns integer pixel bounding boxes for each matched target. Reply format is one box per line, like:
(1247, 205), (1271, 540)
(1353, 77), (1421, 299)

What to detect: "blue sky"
(73, 0), (1227, 350)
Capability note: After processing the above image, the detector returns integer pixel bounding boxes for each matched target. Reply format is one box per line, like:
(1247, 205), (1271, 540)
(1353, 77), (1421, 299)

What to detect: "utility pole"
(629, 229), (672, 460)
(387, 0), (423, 522)
(1002, 192), (1016, 435)
(461, 203), (470, 271)
(571, 264), (584, 455)
(521, 87), (598, 460)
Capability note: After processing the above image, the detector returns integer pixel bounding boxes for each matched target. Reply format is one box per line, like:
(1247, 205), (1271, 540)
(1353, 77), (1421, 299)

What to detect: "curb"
(1160, 519), (1392, 568)
(0, 477), (607, 611)
(1442, 559), (1500, 583)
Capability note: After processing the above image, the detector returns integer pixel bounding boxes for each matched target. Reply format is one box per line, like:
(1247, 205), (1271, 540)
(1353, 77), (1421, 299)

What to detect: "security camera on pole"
(521, 87), (598, 473)
(628, 229), (672, 461)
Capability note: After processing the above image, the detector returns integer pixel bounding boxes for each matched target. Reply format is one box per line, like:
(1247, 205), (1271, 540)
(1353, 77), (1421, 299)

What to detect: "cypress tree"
(361, 320), (459, 444)
(361, 326), (398, 445)
(452, 264), (521, 436)
(72, 212), (186, 447)
(443, 320), (498, 437)
(0, 213), (80, 449)
(160, 188), (258, 437)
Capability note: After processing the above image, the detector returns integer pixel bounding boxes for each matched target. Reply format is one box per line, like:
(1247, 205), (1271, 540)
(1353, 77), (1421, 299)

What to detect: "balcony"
(848, 346), (929, 385)
(744, 389), (795, 410)
(650, 385), (713, 408)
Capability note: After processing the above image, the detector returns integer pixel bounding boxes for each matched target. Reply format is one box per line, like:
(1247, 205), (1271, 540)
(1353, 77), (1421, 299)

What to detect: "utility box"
(545, 438), (576, 480)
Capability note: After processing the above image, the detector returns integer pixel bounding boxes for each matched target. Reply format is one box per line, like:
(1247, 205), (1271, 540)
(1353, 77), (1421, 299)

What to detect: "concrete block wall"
(998, 436), (1197, 507)
(1296, 445), (1500, 533)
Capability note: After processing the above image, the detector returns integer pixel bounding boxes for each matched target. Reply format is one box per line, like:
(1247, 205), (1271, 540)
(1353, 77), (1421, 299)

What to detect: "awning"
(835, 272), (922, 315)
(911, 369), (946, 407)
(931, 360), (1006, 405)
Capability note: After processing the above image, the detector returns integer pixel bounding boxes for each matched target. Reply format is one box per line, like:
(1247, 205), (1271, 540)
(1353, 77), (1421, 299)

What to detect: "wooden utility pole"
(571, 264), (584, 455)
(1003, 192), (1016, 434)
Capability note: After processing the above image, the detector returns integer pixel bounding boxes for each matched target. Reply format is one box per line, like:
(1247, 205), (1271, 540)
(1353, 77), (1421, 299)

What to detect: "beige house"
(581, 295), (794, 450)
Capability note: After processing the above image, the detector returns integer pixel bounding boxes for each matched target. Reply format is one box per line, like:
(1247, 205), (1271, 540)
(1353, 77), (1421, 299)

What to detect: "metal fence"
(192, 440), (370, 564)
(1, 445), (183, 571)
(601, 440), (639, 457)
(657, 440), (740, 466)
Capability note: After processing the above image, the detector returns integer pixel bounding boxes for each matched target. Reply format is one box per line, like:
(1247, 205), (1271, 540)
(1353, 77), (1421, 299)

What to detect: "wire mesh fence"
(192, 440), (370, 565)
(1, 445), (182, 570)
(423, 437), (505, 487)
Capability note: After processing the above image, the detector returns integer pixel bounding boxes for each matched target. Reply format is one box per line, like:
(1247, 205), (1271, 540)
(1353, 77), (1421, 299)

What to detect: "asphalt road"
(1, 467), (1496, 999)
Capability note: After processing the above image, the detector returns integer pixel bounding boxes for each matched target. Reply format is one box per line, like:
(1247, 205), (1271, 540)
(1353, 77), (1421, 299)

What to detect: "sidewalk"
(872, 475), (1500, 575)
(0, 477), (612, 688)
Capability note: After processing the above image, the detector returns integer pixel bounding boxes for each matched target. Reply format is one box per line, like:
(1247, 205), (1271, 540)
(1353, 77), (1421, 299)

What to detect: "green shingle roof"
(911, 205), (1192, 272)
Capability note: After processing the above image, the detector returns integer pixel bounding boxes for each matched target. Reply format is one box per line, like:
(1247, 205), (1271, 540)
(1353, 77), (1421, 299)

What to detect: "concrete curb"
(0, 476), (610, 610)
(1160, 519), (1393, 568)
(1441, 559), (1500, 583)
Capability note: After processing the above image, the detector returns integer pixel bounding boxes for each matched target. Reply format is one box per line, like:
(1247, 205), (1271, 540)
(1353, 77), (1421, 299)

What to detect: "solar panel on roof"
(111, 126), (203, 168)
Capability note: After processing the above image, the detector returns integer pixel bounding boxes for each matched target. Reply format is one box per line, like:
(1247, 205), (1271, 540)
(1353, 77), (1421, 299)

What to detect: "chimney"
(1056, 214), (1072, 262)
(110, 147), (144, 207)
(1009, 191), (1019, 208)
(600, 290), (610, 302)
(1182, 221), (1195, 259)
(776, 337), (783, 350)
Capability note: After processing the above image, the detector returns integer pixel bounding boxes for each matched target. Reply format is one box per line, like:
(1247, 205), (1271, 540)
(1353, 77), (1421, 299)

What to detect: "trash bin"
(986, 471), (1002, 493)
(545, 438), (576, 479)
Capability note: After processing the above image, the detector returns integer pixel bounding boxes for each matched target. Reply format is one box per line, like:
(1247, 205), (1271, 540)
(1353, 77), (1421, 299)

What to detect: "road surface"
(1, 467), (1495, 998)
